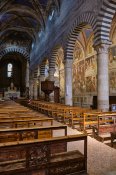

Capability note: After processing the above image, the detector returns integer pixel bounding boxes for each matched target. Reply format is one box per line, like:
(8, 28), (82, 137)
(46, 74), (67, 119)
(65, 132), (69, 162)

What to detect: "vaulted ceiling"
(0, 0), (60, 49)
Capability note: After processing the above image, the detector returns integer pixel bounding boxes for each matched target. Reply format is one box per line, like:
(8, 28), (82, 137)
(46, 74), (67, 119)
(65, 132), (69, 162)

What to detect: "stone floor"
(52, 120), (116, 175)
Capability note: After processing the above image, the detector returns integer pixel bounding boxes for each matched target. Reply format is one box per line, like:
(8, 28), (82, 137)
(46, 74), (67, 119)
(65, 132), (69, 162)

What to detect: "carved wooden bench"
(93, 124), (116, 142)
(0, 125), (67, 143)
(0, 134), (87, 175)
(0, 118), (53, 128)
(92, 113), (116, 141)
(68, 108), (92, 129)
(51, 106), (81, 124)
(79, 112), (114, 133)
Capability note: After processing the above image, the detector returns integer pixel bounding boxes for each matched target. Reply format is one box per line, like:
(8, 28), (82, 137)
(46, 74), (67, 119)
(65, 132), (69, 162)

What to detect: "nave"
(0, 99), (116, 175)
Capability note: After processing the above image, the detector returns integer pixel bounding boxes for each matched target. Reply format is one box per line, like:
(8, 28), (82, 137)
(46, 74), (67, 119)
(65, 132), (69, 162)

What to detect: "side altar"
(4, 90), (20, 99)
(4, 82), (20, 99)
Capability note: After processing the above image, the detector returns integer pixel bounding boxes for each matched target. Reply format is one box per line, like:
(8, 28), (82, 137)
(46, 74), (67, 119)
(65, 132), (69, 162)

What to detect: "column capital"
(94, 41), (111, 54)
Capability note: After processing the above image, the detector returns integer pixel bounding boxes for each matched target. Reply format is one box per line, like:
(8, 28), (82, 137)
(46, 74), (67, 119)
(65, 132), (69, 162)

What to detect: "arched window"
(7, 63), (13, 77)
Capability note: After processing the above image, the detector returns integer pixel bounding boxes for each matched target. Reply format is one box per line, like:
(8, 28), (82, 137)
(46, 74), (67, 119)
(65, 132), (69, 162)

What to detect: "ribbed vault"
(0, 0), (60, 60)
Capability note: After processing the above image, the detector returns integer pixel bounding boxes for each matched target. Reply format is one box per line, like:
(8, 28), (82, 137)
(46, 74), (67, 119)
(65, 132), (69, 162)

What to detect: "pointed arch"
(66, 12), (96, 60)
(94, 0), (116, 45)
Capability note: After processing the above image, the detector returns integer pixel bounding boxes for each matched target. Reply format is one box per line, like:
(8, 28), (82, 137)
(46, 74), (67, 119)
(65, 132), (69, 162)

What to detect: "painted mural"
(73, 60), (85, 95)
(109, 18), (116, 94)
(72, 22), (116, 97)
(55, 47), (65, 98)
(53, 18), (116, 104)
(73, 41), (84, 61)
(109, 71), (116, 93)
(85, 55), (97, 93)
(59, 69), (65, 98)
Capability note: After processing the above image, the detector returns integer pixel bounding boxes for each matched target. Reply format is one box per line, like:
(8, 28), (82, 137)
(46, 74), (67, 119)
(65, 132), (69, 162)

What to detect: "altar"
(4, 82), (20, 99)
(4, 90), (20, 99)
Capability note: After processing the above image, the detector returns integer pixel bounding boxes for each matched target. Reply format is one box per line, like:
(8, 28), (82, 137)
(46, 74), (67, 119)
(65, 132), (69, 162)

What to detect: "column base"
(97, 100), (109, 112)
(65, 97), (73, 106)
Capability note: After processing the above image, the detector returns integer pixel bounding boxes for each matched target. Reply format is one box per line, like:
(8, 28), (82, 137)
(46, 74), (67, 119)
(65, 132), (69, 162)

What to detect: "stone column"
(48, 68), (55, 102)
(48, 68), (55, 81)
(64, 59), (73, 106)
(26, 61), (29, 87)
(95, 43), (110, 111)
(39, 75), (45, 98)
(29, 79), (34, 99)
(25, 61), (29, 98)
(48, 56), (55, 102)
(33, 79), (38, 100)
(39, 62), (46, 98)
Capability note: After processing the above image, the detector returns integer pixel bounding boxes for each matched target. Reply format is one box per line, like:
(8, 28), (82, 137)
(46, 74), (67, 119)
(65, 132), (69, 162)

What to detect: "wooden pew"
(68, 108), (95, 129)
(50, 106), (81, 124)
(0, 118), (53, 128)
(79, 112), (100, 132)
(0, 125), (67, 143)
(93, 113), (116, 142)
(0, 134), (87, 175)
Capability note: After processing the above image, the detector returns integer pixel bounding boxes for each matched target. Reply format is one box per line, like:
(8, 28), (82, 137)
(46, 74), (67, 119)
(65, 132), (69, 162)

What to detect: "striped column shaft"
(39, 62), (46, 97)
(49, 49), (58, 81)
(48, 50), (58, 102)
(40, 62), (46, 76)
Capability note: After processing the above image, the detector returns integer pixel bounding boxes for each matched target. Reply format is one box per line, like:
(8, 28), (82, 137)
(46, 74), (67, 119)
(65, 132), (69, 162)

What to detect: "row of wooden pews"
(25, 100), (116, 146)
(0, 100), (88, 175)
(26, 100), (92, 126)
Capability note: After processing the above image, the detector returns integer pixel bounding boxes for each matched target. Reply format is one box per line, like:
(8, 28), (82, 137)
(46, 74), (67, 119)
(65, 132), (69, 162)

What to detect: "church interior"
(0, 0), (116, 175)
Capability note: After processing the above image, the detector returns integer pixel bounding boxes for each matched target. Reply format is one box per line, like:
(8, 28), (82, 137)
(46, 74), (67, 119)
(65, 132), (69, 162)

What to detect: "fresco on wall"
(109, 71), (116, 93)
(73, 60), (85, 95)
(73, 64), (78, 96)
(112, 30), (116, 44)
(73, 41), (84, 61)
(109, 24), (116, 95)
(56, 20), (116, 101)
(109, 47), (116, 69)
(109, 46), (116, 93)
(72, 28), (97, 96)
(86, 35), (95, 56)
(55, 47), (65, 98)
(73, 55), (97, 95)
(59, 69), (65, 97)
(85, 55), (97, 93)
